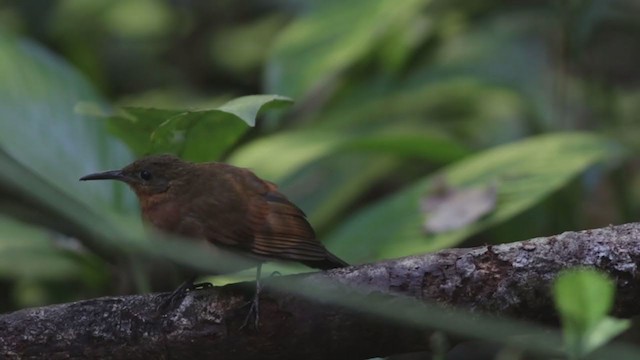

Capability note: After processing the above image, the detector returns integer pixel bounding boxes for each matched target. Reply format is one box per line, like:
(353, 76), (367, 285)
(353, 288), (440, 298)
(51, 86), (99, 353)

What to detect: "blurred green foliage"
(554, 269), (630, 359)
(107, 95), (292, 160)
(1, 0), (640, 357)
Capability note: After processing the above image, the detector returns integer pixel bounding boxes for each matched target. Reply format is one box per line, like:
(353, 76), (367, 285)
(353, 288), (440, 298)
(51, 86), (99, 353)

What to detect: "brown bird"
(80, 154), (347, 326)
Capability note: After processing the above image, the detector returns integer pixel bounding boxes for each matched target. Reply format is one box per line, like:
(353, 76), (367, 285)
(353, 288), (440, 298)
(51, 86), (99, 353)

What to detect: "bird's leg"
(157, 276), (195, 312)
(157, 276), (212, 312)
(241, 264), (262, 330)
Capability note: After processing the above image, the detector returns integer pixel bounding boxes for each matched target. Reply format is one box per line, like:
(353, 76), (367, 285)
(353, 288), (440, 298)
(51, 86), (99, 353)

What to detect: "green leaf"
(282, 154), (398, 229)
(216, 94), (292, 127)
(148, 109), (249, 162)
(0, 216), (90, 281)
(0, 32), (135, 285)
(107, 108), (183, 157)
(583, 317), (631, 357)
(306, 72), (529, 151)
(325, 133), (621, 262)
(229, 126), (467, 228)
(0, 32), (133, 211)
(266, 0), (426, 97)
(229, 126), (468, 183)
(0, 148), (125, 260)
(230, 130), (347, 182)
(555, 269), (615, 331)
(554, 269), (630, 358)
(108, 95), (292, 161)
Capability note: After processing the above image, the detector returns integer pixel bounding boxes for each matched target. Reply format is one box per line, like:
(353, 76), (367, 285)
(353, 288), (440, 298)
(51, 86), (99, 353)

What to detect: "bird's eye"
(139, 170), (152, 181)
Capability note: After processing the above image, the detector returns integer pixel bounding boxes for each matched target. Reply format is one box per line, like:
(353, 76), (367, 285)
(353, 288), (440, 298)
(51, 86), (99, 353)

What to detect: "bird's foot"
(156, 279), (213, 313)
(192, 282), (213, 290)
(157, 282), (190, 313)
(240, 295), (260, 330)
(240, 265), (262, 330)
(269, 271), (282, 277)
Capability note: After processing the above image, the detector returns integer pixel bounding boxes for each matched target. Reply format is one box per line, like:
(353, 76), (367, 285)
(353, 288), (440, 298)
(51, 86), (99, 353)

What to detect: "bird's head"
(80, 154), (192, 198)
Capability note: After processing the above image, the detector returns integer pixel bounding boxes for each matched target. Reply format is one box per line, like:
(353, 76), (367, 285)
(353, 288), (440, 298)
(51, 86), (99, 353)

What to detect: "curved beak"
(79, 170), (126, 182)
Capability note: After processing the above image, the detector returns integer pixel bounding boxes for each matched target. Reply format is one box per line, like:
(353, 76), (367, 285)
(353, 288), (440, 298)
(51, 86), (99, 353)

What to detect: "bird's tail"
(303, 251), (349, 270)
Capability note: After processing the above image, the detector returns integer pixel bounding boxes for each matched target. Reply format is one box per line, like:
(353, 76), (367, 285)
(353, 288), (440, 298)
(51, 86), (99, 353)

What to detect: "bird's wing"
(189, 165), (345, 268)
(228, 167), (332, 262)
(248, 189), (348, 269)
(246, 188), (332, 262)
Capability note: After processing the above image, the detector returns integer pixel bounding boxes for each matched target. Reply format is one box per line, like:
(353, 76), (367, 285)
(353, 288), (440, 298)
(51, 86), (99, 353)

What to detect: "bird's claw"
(156, 279), (213, 314)
(240, 296), (260, 330)
(192, 282), (213, 290)
(156, 292), (184, 313)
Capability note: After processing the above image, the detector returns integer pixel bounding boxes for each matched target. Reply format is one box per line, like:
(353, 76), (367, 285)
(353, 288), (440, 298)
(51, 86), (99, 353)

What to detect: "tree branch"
(2, 223), (640, 359)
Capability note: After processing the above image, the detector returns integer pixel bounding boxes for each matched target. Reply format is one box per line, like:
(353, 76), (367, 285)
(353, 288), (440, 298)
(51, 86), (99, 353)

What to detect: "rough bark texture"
(2, 223), (640, 359)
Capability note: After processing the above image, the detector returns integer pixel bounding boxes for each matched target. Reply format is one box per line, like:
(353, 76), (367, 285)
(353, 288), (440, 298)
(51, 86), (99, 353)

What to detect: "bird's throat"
(139, 192), (183, 232)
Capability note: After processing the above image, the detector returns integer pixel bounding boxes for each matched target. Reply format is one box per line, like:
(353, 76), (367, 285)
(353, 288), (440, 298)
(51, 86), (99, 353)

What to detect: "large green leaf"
(0, 215), (92, 281)
(108, 95), (292, 162)
(107, 108), (184, 158)
(282, 154), (398, 230)
(430, 12), (559, 132)
(266, 0), (427, 97)
(229, 126), (467, 182)
(325, 133), (621, 262)
(229, 126), (467, 229)
(269, 11), (559, 153)
(0, 32), (133, 283)
(0, 32), (133, 211)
